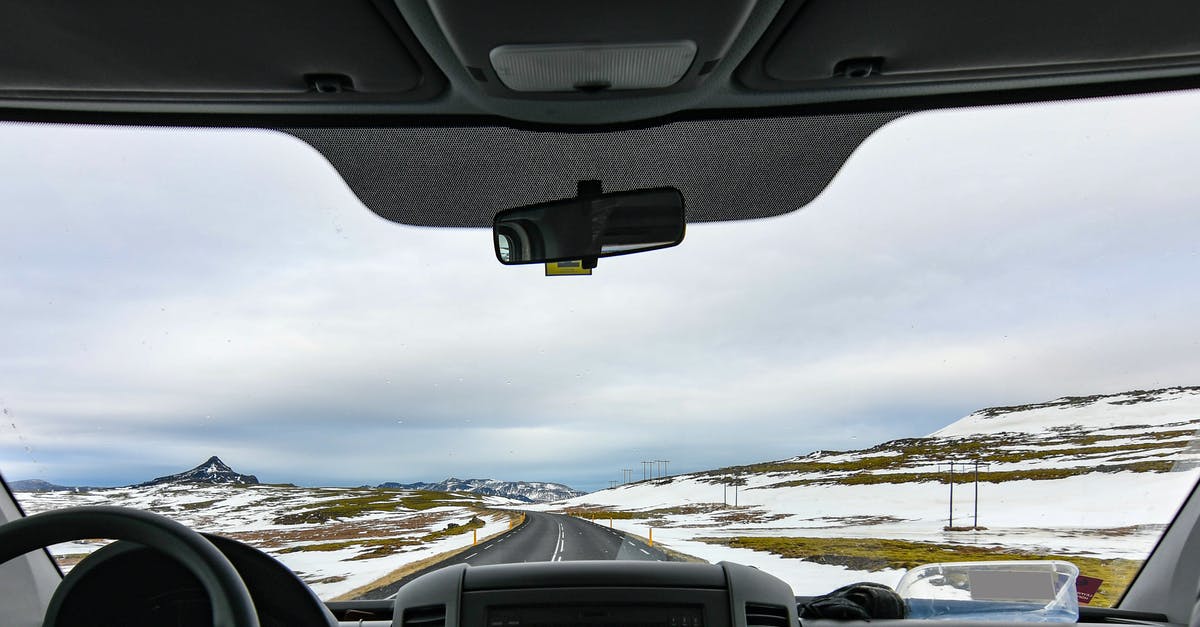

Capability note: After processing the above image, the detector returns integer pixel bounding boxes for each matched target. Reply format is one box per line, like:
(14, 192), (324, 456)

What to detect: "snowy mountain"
(723, 385), (1200, 489)
(136, 456), (259, 487)
(544, 386), (1200, 597)
(561, 385), (1200, 506)
(377, 477), (584, 503)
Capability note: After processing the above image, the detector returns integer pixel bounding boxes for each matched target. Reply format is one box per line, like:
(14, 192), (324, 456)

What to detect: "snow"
(540, 388), (1200, 596)
(932, 388), (1200, 438)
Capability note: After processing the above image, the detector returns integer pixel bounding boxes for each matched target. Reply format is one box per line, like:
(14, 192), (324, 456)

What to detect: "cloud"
(2, 90), (1200, 490)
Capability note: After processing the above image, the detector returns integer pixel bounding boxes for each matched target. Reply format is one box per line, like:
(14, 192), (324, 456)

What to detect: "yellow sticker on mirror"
(545, 260), (592, 276)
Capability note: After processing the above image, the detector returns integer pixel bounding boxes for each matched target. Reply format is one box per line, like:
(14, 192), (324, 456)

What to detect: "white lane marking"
(484, 545), (492, 550)
(639, 548), (650, 555)
(465, 552), (478, 559)
(550, 520), (565, 562)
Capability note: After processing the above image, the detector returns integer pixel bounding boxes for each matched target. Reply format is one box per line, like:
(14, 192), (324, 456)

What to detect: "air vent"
(745, 603), (791, 627)
(402, 605), (447, 627)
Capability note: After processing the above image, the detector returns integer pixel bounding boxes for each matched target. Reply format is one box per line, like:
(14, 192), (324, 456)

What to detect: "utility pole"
(642, 461), (652, 481)
(609, 480), (617, 489)
(663, 460), (670, 477)
(939, 461), (969, 529)
(949, 462), (954, 528)
(972, 460), (990, 529)
(622, 468), (633, 484)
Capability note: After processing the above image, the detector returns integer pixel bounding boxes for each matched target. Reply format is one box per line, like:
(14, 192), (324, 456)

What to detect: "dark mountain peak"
(136, 456), (258, 487)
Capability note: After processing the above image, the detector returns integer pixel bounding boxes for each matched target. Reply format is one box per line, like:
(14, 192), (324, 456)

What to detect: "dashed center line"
(550, 520), (566, 562)
(465, 552), (478, 559)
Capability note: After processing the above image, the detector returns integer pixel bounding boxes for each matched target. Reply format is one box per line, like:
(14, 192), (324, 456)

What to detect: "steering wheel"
(0, 506), (260, 627)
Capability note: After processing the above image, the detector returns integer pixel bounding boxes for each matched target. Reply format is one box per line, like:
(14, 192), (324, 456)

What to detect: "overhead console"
(4, 0), (1200, 124)
(393, 562), (797, 627)
(425, 0), (756, 100)
(738, 0), (1200, 99)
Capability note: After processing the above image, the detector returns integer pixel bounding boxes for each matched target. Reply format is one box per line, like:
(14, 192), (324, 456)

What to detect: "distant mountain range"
(9, 456), (585, 502)
(377, 477), (585, 502)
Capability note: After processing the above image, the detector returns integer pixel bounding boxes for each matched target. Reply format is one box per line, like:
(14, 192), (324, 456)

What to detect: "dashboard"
(40, 532), (1172, 627)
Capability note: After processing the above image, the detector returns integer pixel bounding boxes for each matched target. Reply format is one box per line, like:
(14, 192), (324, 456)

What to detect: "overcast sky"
(2, 91), (1199, 491)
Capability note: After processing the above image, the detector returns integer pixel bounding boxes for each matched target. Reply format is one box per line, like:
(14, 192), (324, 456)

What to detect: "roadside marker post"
(649, 528), (654, 547)
(473, 529), (477, 545)
(609, 518), (613, 528)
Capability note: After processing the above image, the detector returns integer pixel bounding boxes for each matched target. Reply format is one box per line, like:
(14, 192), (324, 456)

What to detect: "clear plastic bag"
(895, 561), (1080, 622)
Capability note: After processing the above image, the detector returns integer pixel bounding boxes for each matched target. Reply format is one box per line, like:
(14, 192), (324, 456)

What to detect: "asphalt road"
(358, 511), (675, 599)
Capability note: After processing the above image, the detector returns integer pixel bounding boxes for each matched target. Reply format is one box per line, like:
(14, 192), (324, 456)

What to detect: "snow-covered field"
(16, 483), (518, 599)
(542, 387), (1200, 598)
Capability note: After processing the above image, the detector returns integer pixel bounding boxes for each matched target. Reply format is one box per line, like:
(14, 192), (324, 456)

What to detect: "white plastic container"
(895, 561), (1080, 622)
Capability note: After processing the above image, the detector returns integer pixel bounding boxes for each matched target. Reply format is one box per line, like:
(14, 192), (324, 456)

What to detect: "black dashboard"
(392, 561), (796, 627)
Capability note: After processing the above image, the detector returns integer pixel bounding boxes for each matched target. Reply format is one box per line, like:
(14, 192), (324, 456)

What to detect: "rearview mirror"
(493, 186), (685, 266)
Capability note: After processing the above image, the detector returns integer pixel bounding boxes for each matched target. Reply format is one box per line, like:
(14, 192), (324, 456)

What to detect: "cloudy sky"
(2, 91), (1199, 491)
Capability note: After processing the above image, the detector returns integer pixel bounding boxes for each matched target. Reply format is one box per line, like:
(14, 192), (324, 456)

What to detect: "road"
(358, 511), (675, 599)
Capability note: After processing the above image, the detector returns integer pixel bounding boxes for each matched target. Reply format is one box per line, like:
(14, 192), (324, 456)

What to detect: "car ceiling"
(3, 0), (1199, 225)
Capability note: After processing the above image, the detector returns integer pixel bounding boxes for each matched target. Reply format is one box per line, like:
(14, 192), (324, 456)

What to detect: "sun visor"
(740, 0), (1200, 94)
(0, 0), (444, 102)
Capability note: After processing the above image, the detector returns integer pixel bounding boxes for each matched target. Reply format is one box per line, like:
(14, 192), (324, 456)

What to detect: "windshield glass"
(2, 91), (1199, 607)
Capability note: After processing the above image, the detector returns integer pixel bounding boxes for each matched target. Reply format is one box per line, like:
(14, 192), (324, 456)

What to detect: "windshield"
(2, 90), (1199, 608)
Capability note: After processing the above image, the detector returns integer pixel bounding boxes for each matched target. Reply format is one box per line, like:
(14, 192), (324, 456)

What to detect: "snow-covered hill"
(8, 479), (79, 492)
(377, 477), (584, 503)
(136, 456), (260, 486)
(544, 386), (1200, 600)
